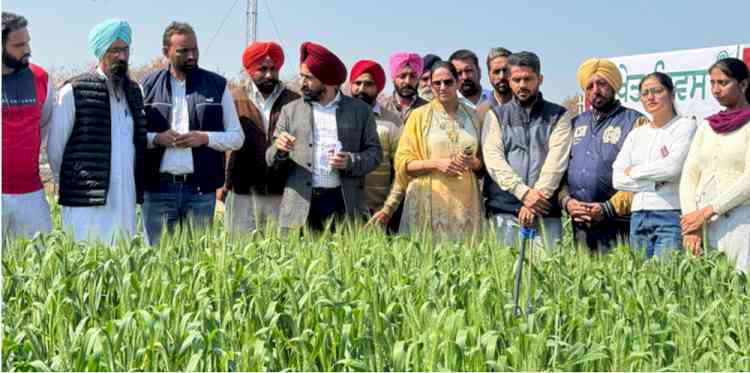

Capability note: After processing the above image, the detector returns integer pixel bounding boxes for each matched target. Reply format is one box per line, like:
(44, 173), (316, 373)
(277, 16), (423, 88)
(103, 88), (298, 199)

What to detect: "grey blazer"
(266, 94), (382, 228)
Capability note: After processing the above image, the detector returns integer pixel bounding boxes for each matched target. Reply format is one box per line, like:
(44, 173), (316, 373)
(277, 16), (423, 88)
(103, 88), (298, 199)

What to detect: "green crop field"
(2, 206), (750, 371)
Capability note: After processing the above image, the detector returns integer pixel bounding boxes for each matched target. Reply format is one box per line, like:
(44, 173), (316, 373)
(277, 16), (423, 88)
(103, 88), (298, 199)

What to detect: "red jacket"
(2, 63), (49, 194)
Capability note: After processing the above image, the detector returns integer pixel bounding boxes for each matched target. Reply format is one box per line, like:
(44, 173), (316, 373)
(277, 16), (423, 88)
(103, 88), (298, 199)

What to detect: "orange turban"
(242, 41), (284, 73)
(300, 41), (347, 86)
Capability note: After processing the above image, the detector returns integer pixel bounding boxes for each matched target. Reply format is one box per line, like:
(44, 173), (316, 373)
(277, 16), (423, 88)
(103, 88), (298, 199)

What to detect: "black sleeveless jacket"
(58, 73), (147, 206)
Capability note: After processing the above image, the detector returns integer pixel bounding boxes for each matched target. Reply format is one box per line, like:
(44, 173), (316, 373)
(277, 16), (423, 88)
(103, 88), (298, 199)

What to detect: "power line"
(206, 0), (242, 53)
(263, 0), (286, 52)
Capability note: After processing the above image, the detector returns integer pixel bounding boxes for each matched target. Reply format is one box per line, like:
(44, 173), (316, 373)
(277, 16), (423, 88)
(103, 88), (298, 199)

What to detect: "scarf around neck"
(706, 105), (750, 134)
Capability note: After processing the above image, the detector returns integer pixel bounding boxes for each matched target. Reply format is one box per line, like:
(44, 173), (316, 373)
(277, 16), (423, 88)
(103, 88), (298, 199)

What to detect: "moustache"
(353, 92), (376, 105)
(256, 78), (279, 94)
(396, 85), (417, 97)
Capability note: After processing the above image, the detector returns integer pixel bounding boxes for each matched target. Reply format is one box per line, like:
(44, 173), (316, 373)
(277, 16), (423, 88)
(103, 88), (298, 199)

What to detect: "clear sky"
(5, 0), (749, 101)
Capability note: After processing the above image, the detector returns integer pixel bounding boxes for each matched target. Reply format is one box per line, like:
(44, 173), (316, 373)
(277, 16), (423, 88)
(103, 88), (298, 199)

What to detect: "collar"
(457, 88), (490, 104)
(312, 90), (342, 110)
(247, 79), (284, 105)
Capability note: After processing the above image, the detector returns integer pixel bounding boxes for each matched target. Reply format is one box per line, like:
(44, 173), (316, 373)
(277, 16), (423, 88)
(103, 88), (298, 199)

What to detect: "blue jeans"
(629, 210), (682, 258)
(143, 178), (216, 246)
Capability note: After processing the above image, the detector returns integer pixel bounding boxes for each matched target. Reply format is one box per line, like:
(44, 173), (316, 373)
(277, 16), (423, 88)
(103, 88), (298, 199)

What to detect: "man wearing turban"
(558, 58), (648, 252)
(382, 51), (428, 122)
(266, 42), (382, 231)
(140, 22), (244, 246)
(417, 54), (441, 101)
(2, 11), (55, 239)
(221, 41), (300, 234)
(349, 59), (404, 232)
(47, 18), (147, 243)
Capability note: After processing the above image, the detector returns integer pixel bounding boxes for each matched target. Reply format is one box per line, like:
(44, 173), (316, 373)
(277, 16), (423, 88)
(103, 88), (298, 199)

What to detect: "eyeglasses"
(431, 79), (455, 88)
(107, 46), (130, 56)
(640, 86), (666, 97)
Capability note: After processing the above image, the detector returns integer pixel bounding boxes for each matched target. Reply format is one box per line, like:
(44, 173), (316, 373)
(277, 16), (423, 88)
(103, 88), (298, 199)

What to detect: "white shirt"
(458, 88), (493, 110)
(613, 115), (697, 211)
(249, 80), (284, 133)
(146, 77), (244, 175)
(47, 67), (137, 243)
(311, 92), (342, 188)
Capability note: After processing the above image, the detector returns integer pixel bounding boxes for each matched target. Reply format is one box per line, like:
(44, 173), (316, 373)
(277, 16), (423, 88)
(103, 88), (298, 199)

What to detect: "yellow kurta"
(395, 100), (483, 238)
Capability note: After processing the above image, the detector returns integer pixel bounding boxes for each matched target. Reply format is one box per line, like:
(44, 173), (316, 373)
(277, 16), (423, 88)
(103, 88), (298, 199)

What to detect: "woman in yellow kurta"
(394, 61), (484, 238)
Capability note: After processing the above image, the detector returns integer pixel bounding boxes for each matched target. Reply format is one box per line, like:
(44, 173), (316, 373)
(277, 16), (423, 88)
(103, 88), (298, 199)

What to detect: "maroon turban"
(242, 41), (284, 73)
(300, 41), (347, 86)
(349, 59), (386, 93)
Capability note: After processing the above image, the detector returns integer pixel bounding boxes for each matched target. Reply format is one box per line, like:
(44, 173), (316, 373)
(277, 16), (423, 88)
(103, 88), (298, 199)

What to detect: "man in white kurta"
(47, 19), (143, 243)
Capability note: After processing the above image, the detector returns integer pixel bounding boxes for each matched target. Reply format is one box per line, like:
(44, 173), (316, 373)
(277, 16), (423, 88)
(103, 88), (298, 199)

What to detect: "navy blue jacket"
(141, 67), (228, 192)
(566, 101), (644, 205)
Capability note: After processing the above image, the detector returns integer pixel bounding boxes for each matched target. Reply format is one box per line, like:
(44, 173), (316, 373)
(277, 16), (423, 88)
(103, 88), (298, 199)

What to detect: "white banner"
(608, 44), (750, 120)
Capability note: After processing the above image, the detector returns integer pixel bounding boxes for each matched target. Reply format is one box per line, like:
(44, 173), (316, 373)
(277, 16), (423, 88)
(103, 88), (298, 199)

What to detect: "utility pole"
(246, 0), (258, 45)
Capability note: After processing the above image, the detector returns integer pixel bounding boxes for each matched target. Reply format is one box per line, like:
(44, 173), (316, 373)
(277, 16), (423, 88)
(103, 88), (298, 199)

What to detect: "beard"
(395, 84), (417, 99)
(514, 88), (538, 107)
(492, 80), (511, 95)
(175, 60), (198, 75)
(353, 92), (376, 106)
(459, 79), (480, 97)
(418, 85), (434, 101)
(302, 85), (325, 102)
(108, 61), (129, 86)
(255, 78), (279, 95)
(2, 51), (30, 72)
(590, 92), (616, 112)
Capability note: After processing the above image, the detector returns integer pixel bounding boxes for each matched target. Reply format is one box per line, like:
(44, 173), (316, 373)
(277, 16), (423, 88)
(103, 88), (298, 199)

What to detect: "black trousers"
(573, 218), (630, 253)
(307, 187), (346, 231)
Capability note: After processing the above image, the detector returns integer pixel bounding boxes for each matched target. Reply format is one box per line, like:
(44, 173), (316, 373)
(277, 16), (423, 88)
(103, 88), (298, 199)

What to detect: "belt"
(160, 173), (194, 184)
(312, 187), (341, 196)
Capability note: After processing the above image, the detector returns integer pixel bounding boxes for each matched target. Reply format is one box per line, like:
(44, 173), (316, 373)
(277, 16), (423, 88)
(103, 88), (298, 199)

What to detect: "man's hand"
(522, 189), (551, 216)
(518, 206), (536, 227)
(460, 153), (482, 171)
(155, 129), (181, 148)
(330, 151), (351, 170)
(216, 186), (229, 203)
(175, 131), (209, 148)
(582, 202), (604, 223)
(683, 232), (702, 256)
(274, 132), (296, 153)
(566, 198), (589, 223)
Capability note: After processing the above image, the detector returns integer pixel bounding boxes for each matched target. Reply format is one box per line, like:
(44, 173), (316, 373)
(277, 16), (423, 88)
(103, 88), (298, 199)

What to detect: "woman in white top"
(613, 72), (697, 258)
(680, 58), (750, 273)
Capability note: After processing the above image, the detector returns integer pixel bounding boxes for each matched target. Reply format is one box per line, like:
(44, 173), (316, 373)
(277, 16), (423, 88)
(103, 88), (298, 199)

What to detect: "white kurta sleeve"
(46, 83), (76, 183)
(40, 78), (56, 147)
(205, 84), (244, 151)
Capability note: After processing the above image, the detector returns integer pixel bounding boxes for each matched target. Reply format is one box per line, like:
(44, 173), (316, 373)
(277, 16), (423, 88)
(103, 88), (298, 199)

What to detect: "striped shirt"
(311, 92), (342, 188)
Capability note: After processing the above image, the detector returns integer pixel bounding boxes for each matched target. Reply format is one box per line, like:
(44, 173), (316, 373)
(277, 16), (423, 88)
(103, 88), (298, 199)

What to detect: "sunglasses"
(431, 79), (455, 88)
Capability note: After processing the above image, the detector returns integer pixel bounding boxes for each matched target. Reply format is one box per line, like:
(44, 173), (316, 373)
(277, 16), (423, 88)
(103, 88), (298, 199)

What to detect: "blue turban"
(88, 19), (132, 60)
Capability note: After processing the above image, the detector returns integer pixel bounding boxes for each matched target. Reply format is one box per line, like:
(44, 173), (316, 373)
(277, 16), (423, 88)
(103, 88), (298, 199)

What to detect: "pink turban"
(388, 51), (423, 79)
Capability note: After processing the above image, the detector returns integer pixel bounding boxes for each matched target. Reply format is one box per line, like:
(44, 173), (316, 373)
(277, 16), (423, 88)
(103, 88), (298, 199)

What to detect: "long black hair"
(709, 57), (750, 103)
